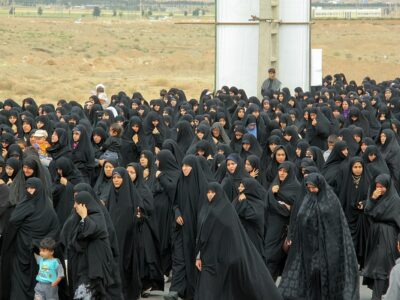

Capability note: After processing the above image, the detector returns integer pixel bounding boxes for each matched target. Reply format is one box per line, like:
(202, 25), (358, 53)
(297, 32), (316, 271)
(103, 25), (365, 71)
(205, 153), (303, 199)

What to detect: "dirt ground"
(0, 16), (399, 103)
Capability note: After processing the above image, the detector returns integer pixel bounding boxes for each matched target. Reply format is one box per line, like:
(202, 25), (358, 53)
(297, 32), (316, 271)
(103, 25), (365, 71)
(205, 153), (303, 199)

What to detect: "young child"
(34, 237), (64, 300)
(99, 123), (122, 164)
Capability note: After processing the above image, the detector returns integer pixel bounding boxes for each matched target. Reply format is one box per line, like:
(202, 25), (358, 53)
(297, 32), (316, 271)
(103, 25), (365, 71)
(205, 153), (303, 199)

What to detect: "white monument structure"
(215, 0), (311, 97)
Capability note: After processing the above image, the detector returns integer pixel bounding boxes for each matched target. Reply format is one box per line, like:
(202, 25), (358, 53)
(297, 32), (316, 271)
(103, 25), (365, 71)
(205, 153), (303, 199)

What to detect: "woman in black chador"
(153, 150), (181, 277)
(8, 178), (59, 300)
(126, 162), (164, 296)
(232, 177), (265, 258)
(264, 161), (300, 281)
(107, 167), (144, 300)
(165, 155), (208, 300)
(362, 174), (400, 300)
(194, 182), (283, 300)
(61, 191), (115, 299)
(338, 157), (371, 268)
(279, 173), (359, 300)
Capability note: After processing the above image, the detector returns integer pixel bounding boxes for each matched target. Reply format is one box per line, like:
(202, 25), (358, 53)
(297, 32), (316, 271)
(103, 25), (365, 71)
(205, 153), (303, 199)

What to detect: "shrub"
(93, 6), (101, 17)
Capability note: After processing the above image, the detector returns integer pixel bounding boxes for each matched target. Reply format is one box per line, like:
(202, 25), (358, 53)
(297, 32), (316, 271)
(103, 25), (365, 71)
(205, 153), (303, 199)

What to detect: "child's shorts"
(34, 282), (59, 300)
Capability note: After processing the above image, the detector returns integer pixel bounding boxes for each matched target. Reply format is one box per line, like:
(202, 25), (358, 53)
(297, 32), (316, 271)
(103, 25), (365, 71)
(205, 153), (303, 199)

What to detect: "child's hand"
(51, 282), (58, 287)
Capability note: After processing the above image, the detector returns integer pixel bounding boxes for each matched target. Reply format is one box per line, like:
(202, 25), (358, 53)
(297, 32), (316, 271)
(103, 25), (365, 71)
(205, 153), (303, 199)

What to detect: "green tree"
(37, 6), (43, 16)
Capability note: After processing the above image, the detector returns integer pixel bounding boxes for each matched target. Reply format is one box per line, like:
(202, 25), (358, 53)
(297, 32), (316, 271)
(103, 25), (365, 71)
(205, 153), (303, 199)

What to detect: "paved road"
(145, 281), (373, 299)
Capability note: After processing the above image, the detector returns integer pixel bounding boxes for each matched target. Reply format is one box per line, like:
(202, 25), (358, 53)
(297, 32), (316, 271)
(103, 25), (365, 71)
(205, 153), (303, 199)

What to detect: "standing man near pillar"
(261, 68), (281, 97)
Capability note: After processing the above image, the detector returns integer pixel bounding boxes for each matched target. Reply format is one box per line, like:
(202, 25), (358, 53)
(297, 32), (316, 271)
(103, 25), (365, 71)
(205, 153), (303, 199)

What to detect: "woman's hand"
(249, 169), (259, 178)
(371, 188), (383, 200)
(195, 259), (202, 271)
(75, 203), (88, 219)
(176, 216), (184, 226)
(60, 177), (68, 186)
(238, 193), (246, 202)
(271, 185), (279, 194)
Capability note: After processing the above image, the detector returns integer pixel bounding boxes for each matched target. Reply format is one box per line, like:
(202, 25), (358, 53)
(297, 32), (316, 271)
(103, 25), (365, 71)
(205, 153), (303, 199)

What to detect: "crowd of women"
(0, 73), (400, 300)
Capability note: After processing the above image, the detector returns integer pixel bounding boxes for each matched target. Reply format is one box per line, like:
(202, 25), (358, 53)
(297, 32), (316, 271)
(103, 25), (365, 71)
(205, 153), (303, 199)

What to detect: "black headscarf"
(93, 159), (119, 203)
(321, 140), (349, 193)
(221, 153), (250, 201)
(9, 155), (52, 205)
(362, 145), (390, 181)
(5, 157), (21, 182)
(71, 124), (95, 182)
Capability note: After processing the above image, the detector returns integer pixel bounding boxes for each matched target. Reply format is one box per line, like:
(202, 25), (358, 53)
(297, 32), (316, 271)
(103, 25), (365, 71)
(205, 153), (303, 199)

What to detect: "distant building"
(312, 7), (383, 18)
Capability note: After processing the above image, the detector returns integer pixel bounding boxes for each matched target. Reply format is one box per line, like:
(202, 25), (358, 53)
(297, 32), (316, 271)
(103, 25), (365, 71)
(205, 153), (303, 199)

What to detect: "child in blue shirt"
(34, 237), (64, 300)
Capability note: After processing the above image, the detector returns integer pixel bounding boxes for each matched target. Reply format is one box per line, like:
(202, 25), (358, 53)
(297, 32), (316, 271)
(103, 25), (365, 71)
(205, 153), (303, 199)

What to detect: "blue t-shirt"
(36, 257), (64, 284)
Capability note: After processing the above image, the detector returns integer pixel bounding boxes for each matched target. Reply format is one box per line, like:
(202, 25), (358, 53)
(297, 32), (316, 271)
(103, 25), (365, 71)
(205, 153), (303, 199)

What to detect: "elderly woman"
(279, 173), (359, 300)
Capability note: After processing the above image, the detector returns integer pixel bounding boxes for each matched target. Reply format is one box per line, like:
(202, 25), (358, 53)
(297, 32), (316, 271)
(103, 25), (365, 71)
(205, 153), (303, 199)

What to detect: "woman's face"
(51, 132), (59, 144)
(368, 152), (377, 162)
(306, 183), (319, 193)
(37, 121), (44, 129)
(342, 101), (349, 110)
(360, 143), (367, 153)
(226, 160), (237, 174)
(196, 131), (204, 140)
(237, 109), (245, 119)
(207, 190), (216, 202)
(245, 160), (253, 173)
(278, 168), (288, 182)
(275, 149), (286, 163)
(182, 164), (192, 177)
(22, 122), (31, 133)
(9, 115), (17, 125)
(353, 135), (361, 143)
(104, 162), (115, 178)
(139, 156), (148, 168)
(26, 187), (36, 195)
(72, 131), (81, 142)
(380, 133), (386, 145)
(352, 162), (363, 176)
(341, 148), (349, 157)
(5, 166), (14, 177)
(218, 118), (226, 127)
(212, 128), (220, 138)
(131, 124), (140, 133)
(283, 134), (291, 142)
(242, 143), (250, 152)
(112, 174), (123, 188)
(92, 134), (101, 144)
(269, 143), (277, 153)
(23, 165), (34, 177)
(234, 132), (243, 141)
(126, 166), (137, 182)
(295, 148), (302, 157)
